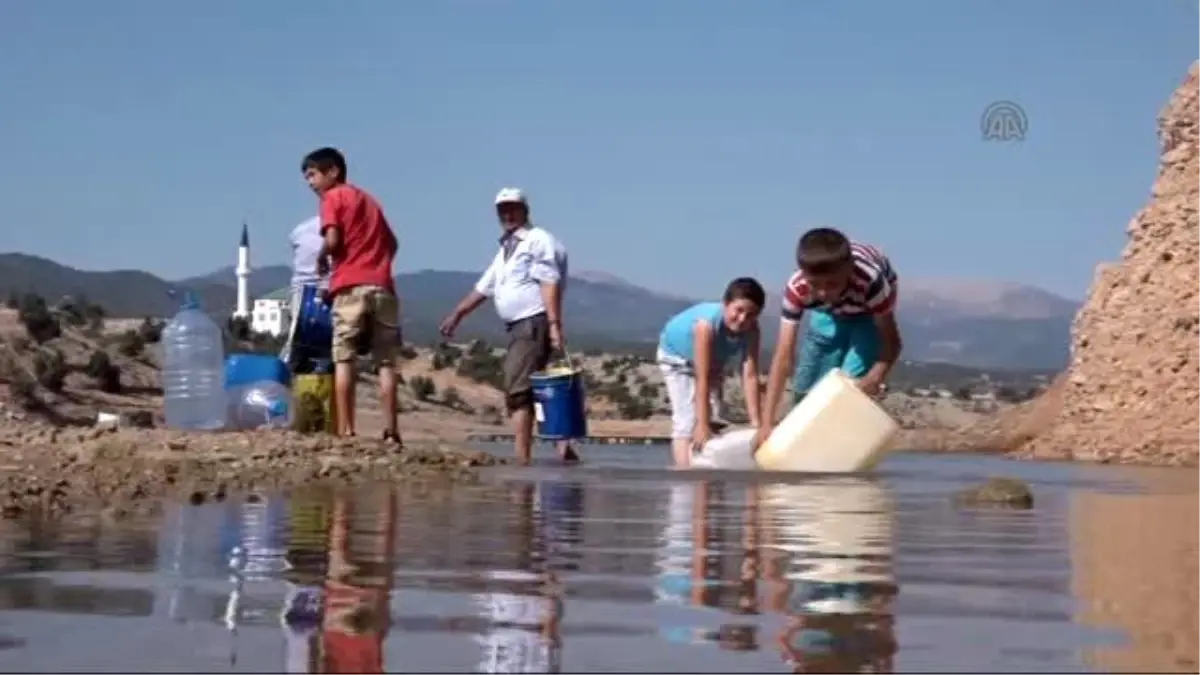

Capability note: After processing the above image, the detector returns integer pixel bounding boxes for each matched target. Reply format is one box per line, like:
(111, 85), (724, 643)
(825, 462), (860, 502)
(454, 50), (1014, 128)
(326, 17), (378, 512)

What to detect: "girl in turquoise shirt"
(657, 278), (766, 468)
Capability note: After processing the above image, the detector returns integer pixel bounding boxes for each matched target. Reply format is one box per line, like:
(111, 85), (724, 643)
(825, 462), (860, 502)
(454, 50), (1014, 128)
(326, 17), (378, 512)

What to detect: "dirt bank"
(991, 63), (1200, 467)
(0, 425), (504, 521)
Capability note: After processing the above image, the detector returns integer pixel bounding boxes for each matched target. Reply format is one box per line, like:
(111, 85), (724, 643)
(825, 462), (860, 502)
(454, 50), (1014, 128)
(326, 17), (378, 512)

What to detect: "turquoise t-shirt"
(658, 302), (748, 368)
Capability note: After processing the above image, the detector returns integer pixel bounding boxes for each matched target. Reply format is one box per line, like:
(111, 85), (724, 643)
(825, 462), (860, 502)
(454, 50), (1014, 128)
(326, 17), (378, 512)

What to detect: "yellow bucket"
(292, 373), (336, 434)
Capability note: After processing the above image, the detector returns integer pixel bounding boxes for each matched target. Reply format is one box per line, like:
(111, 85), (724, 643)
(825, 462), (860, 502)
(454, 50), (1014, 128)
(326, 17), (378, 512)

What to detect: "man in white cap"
(279, 215), (328, 369)
(439, 188), (580, 465)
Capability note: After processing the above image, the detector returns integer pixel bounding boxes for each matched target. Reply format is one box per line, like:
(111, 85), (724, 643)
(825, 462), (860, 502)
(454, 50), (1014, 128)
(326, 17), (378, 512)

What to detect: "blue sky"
(0, 0), (1194, 299)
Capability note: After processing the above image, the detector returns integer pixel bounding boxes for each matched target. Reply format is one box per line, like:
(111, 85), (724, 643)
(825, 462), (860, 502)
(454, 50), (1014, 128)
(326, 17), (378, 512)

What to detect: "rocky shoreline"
(0, 424), (505, 521)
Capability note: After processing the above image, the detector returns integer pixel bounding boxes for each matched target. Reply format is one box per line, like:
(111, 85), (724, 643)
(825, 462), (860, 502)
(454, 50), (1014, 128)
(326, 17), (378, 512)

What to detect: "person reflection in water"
(318, 489), (397, 674)
(756, 483), (899, 674)
(654, 481), (727, 645)
(712, 484), (766, 652)
(281, 489), (335, 674)
(474, 481), (579, 673)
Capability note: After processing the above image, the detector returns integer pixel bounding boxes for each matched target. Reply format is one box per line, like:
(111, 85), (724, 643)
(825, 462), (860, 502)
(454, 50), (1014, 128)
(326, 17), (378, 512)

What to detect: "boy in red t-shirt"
(301, 147), (402, 443)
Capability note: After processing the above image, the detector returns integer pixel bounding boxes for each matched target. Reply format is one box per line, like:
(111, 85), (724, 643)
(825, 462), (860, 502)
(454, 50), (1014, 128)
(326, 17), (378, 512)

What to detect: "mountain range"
(0, 252), (1078, 370)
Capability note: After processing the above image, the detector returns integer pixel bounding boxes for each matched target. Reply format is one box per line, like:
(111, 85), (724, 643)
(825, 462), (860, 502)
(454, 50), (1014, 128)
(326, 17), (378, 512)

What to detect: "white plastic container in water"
(162, 292), (227, 431)
(227, 381), (293, 430)
(691, 428), (759, 470)
(760, 479), (894, 614)
(756, 370), (898, 473)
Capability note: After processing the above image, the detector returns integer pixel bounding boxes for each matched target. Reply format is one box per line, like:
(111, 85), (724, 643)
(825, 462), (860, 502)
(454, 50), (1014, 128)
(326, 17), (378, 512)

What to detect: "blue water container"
(530, 367), (588, 440)
(162, 292), (227, 430)
(293, 284), (333, 361)
(225, 353), (291, 390)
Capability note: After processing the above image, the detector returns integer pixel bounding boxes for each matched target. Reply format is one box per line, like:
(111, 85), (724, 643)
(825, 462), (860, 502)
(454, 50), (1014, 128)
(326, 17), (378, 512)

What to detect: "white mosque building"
(233, 223), (292, 337)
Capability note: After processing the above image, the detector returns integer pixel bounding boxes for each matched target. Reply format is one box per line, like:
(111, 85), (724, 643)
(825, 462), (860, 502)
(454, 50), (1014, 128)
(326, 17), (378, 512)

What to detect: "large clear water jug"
(162, 292), (227, 430)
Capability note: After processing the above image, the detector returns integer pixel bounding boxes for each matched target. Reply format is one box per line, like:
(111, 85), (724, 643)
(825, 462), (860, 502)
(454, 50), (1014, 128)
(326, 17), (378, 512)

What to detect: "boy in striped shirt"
(754, 228), (903, 449)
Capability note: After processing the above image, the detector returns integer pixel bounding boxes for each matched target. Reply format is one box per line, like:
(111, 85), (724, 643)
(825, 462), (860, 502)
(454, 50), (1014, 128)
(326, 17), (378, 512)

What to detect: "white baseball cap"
(494, 187), (528, 205)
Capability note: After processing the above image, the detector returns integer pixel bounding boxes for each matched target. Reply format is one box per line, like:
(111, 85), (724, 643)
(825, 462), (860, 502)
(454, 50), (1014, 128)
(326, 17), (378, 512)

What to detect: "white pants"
(657, 348), (726, 440)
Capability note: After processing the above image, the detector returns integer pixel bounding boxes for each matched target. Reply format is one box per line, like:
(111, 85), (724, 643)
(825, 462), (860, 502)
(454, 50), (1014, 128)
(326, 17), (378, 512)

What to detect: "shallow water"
(0, 444), (1194, 673)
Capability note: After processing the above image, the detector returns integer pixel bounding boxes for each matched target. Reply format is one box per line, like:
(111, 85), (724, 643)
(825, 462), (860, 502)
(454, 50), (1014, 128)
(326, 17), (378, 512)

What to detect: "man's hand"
(438, 313), (460, 339)
(690, 424), (712, 455)
(548, 322), (564, 351)
(316, 255), (330, 278)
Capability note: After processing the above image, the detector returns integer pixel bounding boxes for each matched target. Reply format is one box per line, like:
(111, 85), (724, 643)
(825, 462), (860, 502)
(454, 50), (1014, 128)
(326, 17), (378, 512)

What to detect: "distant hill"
(0, 253), (1077, 370)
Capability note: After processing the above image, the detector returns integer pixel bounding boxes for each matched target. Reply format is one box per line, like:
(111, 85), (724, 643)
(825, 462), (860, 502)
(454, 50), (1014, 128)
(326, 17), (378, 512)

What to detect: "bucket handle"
(549, 341), (577, 372)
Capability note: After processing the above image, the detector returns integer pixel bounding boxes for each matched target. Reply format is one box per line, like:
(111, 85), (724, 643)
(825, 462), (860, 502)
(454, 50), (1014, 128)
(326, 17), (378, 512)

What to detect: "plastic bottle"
(162, 292), (227, 430)
(228, 381), (293, 430)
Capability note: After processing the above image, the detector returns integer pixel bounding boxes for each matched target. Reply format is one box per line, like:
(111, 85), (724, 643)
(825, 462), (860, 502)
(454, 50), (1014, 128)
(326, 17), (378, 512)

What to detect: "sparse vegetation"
(32, 347), (67, 392)
(409, 375), (436, 401)
(137, 317), (164, 344)
(442, 386), (464, 410)
(432, 342), (462, 371)
(18, 293), (60, 343)
(117, 329), (146, 358)
(455, 341), (504, 389)
(84, 349), (122, 393)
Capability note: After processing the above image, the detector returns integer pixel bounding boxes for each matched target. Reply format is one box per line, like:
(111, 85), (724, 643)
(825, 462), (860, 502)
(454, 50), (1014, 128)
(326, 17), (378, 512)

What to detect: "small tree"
(18, 293), (60, 343)
(409, 375), (436, 401)
(442, 386), (463, 409)
(137, 317), (164, 344)
(117, 330), (146, 358)
(32, 347), (67, 392)
(85, 349), (122, 393)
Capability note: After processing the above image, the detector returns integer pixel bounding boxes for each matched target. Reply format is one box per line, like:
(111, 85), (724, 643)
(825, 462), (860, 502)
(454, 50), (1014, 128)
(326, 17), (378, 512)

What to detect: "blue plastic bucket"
(293, 284), (332, 360)
(530, 367), (588, 440)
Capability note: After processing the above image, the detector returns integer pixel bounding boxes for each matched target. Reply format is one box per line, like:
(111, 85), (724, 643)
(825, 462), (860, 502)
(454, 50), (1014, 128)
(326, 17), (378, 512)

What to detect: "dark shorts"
(503, 313), (552, 398)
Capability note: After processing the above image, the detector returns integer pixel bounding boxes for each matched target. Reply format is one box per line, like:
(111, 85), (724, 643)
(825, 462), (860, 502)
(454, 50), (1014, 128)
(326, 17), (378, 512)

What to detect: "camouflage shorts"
(330, 285), (401, 365)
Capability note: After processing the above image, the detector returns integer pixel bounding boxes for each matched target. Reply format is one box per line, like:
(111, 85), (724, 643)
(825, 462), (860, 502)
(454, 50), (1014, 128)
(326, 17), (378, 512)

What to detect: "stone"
(954, 477), (1035, 509)
(118, 410), (155, 429)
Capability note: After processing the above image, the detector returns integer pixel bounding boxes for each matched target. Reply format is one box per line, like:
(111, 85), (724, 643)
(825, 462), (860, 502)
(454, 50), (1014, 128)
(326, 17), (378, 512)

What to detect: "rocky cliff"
(1020, 63), (1199, 466)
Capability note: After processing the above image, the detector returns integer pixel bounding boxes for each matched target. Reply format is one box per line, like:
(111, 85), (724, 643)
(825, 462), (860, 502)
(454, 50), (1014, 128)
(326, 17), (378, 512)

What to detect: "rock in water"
(1021, 63), (1200, 467)
(954, 477), (1034, 509)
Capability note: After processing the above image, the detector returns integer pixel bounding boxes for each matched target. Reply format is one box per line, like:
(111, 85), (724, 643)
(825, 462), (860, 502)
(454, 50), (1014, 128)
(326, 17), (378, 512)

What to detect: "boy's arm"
(762, 318), (798, 428)
(860, 276), (901, 393)
(317, 192), (343, 272)
(863, 311), (902, 390)
(692, 320), (715, 433)
(741, 327), (763, 428)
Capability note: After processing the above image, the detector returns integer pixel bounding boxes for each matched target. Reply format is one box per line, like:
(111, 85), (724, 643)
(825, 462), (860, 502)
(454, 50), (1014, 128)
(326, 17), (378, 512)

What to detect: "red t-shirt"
(319, 183), (397, 296)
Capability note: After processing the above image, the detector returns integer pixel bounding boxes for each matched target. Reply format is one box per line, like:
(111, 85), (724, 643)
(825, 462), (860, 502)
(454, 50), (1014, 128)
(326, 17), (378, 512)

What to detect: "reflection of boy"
(320, 493), (396, 675)
(475, 483), (564, 674)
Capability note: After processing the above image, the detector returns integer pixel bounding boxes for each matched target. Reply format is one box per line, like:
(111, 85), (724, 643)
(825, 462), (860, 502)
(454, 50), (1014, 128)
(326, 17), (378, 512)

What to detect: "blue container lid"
(225, 353), (291, 390)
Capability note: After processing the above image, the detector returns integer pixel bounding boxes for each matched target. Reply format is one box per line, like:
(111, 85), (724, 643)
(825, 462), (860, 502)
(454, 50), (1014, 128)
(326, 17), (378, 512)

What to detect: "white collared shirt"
(289, 216), (327, 291)
(474, 225), (568, 323)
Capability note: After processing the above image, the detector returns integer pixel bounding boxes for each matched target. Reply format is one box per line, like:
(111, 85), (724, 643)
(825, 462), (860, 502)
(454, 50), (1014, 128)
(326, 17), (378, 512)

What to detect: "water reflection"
(654, 479), (898, 672)
(1071, 482), (1199, 672)
(760, 480), (898, 673)
(0, 458), (1193, 673)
